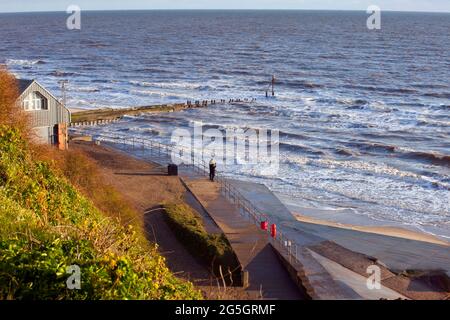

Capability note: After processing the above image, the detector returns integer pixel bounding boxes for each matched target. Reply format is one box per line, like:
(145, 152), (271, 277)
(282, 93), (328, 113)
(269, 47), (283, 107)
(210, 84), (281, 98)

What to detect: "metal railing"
(71, 129), (302, 266)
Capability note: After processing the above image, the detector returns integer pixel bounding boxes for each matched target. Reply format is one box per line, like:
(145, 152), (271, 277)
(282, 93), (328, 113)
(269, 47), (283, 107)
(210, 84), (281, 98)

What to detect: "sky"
(0, 0), (450, 13)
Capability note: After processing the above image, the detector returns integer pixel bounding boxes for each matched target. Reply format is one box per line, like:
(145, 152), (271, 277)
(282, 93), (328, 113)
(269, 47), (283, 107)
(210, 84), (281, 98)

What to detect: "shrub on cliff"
(0, 66), (29, 135)
(164, 203), (240, 285)
(0, 125), (201, 300)
(0, 66), (201, 300)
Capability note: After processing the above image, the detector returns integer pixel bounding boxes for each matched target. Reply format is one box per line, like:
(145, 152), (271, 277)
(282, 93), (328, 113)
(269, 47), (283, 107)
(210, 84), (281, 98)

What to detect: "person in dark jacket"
(209, 158), (217, 182)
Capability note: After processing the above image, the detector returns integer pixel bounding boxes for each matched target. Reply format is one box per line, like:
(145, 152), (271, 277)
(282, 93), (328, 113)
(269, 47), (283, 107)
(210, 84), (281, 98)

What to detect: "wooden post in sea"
(271, 75), (275, 97)
(265, 75), (276, 98)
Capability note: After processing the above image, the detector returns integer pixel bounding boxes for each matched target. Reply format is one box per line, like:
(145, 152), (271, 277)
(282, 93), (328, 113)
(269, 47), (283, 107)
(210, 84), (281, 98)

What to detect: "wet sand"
(294, 213), (450, 247)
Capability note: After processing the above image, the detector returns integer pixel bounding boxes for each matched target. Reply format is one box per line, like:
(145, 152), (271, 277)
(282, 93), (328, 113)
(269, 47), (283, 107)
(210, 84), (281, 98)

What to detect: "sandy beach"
(294, 213), (450, 246)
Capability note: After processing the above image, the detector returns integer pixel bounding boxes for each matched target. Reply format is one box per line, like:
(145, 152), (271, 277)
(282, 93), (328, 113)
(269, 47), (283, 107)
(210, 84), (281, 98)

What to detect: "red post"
(271, 224), (277, 239)
(260, 221), (268, 231)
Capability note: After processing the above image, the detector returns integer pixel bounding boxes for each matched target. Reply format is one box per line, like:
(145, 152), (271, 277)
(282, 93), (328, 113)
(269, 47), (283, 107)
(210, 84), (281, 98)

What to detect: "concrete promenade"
(179, 168), (305, 300)
(229, 180), (450, 300)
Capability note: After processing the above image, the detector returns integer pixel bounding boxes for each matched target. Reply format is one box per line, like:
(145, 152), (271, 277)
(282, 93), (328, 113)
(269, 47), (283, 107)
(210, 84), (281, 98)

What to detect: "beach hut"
(16, 79), (71, 150)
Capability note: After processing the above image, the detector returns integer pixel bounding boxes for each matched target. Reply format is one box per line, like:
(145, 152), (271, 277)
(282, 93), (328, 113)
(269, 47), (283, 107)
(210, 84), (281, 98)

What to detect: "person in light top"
(209, 158), (217, 182)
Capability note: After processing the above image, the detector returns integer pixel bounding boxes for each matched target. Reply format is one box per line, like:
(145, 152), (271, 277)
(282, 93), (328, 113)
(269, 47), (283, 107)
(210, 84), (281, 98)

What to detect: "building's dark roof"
(17, 79), (34, 95)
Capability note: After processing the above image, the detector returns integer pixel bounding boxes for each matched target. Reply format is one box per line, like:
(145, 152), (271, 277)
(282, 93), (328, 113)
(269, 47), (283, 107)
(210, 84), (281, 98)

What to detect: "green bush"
(0, 126), (201, 300)
(163, 203), (241, 285)
(52, 148), (150, 249)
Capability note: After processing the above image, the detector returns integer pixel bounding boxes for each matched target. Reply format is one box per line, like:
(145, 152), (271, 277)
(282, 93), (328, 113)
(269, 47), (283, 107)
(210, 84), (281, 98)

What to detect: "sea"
(1, 10), (449, 240)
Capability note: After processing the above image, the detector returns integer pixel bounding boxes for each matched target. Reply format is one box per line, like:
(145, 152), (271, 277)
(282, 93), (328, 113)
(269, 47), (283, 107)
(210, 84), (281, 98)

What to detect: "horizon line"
(1, 8), (450, 14)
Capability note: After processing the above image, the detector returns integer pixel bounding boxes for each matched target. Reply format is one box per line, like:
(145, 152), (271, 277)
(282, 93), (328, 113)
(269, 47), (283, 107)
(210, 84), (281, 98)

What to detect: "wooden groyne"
(70, 98), (256, 126)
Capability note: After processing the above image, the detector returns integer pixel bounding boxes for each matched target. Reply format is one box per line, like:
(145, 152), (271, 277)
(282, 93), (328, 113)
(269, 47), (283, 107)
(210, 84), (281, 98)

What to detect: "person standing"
(209, 158), (217, 182)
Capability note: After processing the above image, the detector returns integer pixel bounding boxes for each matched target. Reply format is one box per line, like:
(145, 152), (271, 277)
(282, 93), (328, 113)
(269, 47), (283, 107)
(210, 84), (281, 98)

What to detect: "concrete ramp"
(228, 179), (450, 299)
(180, 174), (306, 300)
(228, 179), (297, 223)
(230, 179), (450, 273)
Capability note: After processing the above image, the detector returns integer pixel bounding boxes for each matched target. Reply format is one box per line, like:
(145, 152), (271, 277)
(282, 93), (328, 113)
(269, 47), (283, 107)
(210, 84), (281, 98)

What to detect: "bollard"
(241, 270), (249, 289)
(260, 221), (268, 231)
(271, 224), (277, 239)
(168, 163), (179, 176)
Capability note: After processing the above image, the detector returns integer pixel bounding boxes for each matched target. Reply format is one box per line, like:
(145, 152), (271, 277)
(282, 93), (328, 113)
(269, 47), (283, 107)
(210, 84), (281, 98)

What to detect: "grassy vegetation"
(0, 69), (29, 135)
(163, 203), (241, 285)
(39, 147), (150, 248)
(0, 67), (202, 300)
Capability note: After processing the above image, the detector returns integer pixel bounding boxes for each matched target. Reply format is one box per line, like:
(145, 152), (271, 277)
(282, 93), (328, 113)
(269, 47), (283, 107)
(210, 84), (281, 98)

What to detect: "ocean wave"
(318, 54), (348, 60)
(343, 84), (418, 95)
(359, 131), (427, 141)
(335, 147), (360, 157)
(91, 79), (114, 84)
(416, 118), (450, 127)
(284, 154), (450, 190)
(6, 59), (46, 66)
(226, 70), (254, 76)
(129, 89), (192, 99)
(129, 80), (211, 91)
(401, 150), (450, 168)
(279, 79), (324, 89)
(80, 40), (111, 48)
(280, 142), (326, 156)
(132, 67), (177, 74)
(345, 105), (366, 110)
(433, 104), (450, 110)
(120, 126), (164, 136)
(315, 97), (368, 106)
(347, 141), (450, 167)
(69, 98), (90, 106)
(279, 131), (310, 141)
(49, 70), (77, 77)
(72, 86), (100, 93)
(423, 92), (450, 99)
(254, 79), (324, 90)
(79, 65), (97, 71)
(346, 141), (397, 154)
(411, 83), (449, 90)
